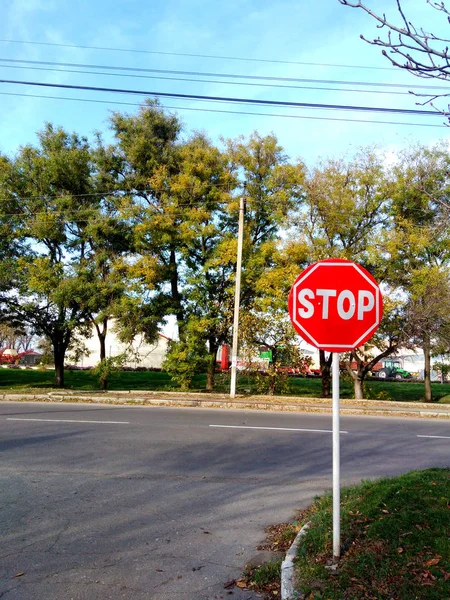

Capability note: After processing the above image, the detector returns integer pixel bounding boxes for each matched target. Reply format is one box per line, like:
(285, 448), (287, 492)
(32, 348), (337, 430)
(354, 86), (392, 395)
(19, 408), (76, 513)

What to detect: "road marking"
(417, 434), (450, 440)
(209, 424), (348, 434)
(6, 418), (130, 425)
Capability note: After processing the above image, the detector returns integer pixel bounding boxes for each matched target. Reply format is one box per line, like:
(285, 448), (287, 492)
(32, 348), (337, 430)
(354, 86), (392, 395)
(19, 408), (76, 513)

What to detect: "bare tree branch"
(338, 0), (450, 115)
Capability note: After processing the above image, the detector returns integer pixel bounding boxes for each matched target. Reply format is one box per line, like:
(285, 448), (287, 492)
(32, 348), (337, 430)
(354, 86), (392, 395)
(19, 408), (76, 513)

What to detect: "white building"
(77, 321), (172, 369)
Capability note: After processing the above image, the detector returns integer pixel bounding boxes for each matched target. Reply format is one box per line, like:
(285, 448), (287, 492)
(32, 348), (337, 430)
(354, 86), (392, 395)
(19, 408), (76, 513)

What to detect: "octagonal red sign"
(288, 258), (383, 352)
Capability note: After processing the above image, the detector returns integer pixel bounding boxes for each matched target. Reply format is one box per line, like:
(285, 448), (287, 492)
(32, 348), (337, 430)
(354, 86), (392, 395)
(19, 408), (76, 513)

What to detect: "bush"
(162, 333), (209, 390)
(438, 394), (450, 404)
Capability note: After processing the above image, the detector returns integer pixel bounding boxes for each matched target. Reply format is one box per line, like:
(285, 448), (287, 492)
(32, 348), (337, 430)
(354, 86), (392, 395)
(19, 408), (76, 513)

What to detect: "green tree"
(94, 99), (185, 325)
(287, 149), (387, 398)
(343, 296), (411, 399)
(240, 301), (310, 395)
(383, 145), (450, 401)
(1, 124), (96, 387)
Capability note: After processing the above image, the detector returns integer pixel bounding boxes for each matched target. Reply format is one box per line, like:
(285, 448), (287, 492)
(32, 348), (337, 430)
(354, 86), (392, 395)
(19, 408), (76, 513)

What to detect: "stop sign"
(288, 258), (383, 352)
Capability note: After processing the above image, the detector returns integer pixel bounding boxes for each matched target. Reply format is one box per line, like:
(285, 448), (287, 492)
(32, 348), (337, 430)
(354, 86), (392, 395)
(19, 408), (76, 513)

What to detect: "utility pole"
(230, 186), (246, 399)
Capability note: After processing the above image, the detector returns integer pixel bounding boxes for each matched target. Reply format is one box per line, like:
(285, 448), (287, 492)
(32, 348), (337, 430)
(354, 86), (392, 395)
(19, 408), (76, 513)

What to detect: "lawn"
(1, 367), (450, 402)
(293, 468), (450, 600)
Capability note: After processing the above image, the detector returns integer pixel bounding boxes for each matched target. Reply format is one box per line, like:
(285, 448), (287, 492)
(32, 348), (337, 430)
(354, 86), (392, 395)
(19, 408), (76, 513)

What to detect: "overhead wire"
(0, 57), (448, 90)
(0, 63), (413, 96)
(0, 38), (400, 71)
(0, 92), (445, 128)
(0, 79), (443, 116)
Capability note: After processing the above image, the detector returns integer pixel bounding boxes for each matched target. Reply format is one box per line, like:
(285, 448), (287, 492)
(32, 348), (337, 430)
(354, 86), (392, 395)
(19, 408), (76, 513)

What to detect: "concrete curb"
(1, 392), (450, 419)
(281, 522), (310, 600)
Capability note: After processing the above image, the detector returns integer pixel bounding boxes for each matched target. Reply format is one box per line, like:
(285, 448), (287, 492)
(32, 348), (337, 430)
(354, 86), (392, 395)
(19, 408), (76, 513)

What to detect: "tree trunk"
(93, 317), (109, 363)
(354, 376), (364, 400)
(99, 334), (106, 363)
(348, 353), (366, 400)
(53, 340), (66, 388)
(320, 350), (332, 398)
(423, 337), (433, 402)
(203, 337), (221, 391)
(268, 373), (276, 396)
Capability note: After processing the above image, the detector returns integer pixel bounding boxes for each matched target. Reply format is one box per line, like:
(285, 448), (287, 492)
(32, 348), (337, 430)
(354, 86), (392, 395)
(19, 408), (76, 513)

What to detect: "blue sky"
(1, 0), (449, 167)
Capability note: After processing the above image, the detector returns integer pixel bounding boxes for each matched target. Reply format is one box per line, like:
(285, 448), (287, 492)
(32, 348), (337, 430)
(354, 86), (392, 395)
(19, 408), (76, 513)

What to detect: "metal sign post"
(288, 258), (383, 564)
(332, 352), (340, 562)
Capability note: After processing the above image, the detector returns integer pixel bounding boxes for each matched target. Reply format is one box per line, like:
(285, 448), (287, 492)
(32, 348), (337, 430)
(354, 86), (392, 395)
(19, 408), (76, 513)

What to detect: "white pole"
(230, 192), (245, 399)
(332, 351), (341, 562)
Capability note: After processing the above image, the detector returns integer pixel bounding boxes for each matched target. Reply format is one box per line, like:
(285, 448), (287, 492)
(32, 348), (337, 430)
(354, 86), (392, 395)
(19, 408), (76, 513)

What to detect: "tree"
(286, 149), (388, 398)
(343, 296), (411, 399)
(223, 133), (305, 389)
(403, 266), (450, 400)
(162, 320), (210, 390)
(240, 302), (310, 395)
(1, 124), (96, 387)
(94, 99), (185, 327)
(338, 0), (450, 115)
(383, 145), (450, 401)
(147, 132), (237, 390)
(0, 324), (35, 351)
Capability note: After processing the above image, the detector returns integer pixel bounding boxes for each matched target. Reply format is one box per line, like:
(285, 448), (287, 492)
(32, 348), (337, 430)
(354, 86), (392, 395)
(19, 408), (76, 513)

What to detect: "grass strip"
(2, 369), (450, 402)
(295, 468), (450, 599)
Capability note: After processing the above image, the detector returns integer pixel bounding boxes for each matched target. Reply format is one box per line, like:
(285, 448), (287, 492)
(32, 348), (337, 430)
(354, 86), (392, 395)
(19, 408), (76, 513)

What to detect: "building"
(77, 322), (172, 370)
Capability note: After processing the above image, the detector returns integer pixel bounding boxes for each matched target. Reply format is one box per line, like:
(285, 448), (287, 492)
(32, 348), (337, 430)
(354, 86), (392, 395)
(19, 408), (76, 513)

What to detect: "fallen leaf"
(13, 573), (25, 578)
(223, 580), (236, 589)
(416, 524), (423, 531)
(155, 569), (164, 572)
(397, 548), (404, 554)
(425, 557), (441, 567)
(236, 579), (247, 589)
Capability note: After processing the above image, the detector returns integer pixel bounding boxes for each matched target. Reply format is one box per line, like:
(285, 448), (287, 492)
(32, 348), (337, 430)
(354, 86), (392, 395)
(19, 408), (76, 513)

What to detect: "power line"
(0, 38), (398, 71)
(0, 78), (442, 116)
(0, 57), (448, 90)
(0, 63), (412, 96)
(0, 92), (445, 128)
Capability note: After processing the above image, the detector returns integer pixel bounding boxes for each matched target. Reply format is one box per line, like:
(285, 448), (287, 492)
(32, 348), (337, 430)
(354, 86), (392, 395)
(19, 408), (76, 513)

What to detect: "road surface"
(1, 402), (449, 599)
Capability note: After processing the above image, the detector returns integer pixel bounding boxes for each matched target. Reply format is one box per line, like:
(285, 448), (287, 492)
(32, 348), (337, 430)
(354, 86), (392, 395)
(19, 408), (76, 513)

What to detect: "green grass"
(0, 368), (176, 392)
(245, 560), (281, 588)
(295, 468), (450, 600)
(1, 368), (450, 402)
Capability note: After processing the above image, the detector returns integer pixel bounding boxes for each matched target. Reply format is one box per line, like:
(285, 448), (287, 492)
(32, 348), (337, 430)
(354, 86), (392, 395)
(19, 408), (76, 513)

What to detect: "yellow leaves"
(128, 255), (161, 288)
(27, 257), (63, 294)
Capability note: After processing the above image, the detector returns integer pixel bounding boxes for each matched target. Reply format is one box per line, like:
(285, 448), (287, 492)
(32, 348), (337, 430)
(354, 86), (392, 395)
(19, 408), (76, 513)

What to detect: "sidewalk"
(1, 390), (450, 419)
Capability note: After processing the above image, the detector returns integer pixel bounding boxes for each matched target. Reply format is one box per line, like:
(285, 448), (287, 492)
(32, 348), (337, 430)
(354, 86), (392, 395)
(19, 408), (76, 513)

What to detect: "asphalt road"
(1, 402), (449, 600)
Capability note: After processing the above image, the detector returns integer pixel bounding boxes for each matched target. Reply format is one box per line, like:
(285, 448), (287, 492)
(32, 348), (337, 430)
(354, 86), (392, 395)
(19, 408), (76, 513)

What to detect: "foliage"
(162, 321), (210, 390)
(286, 150), (389, 398)
(36, 338), (53, 367)
(91, 354), (127, 390)
(0, 124), (97, 387)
